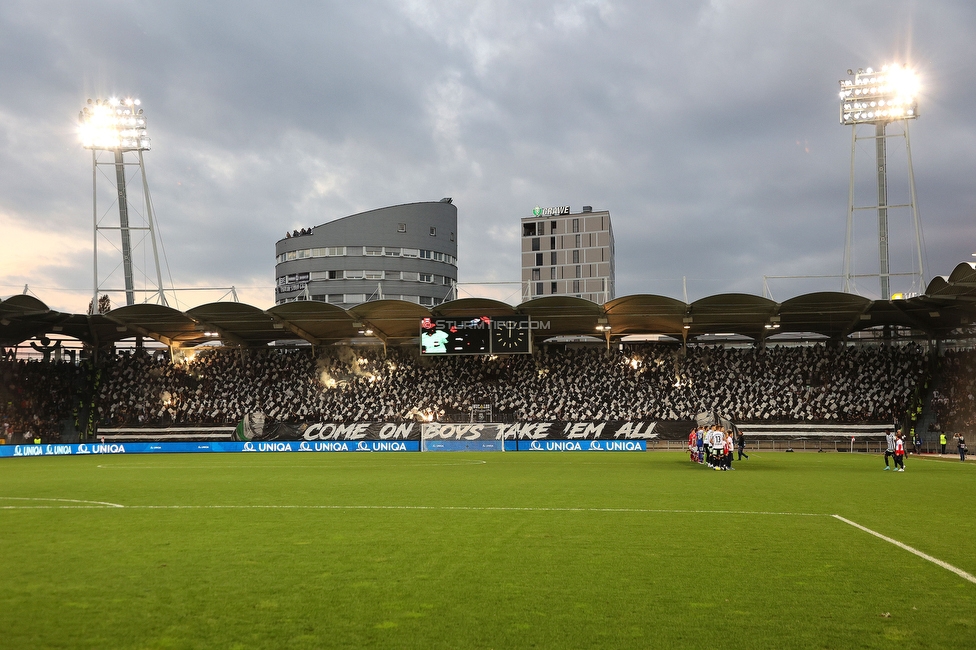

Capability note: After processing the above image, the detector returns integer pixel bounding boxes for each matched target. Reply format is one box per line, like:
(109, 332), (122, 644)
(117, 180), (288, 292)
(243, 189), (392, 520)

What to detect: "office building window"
(550, 251), (557, 265)
(550, 236), (555, 249)
(551, 281), (558, 293)
(536, 282), (544, 296)
(573, 280), (580, 293)
(531, 268), (541, 281)
(523, 223), (536, 237)
(572, 218), (579, 233)
(575, 234), (581, 248)
(550, 267), (556, 279)
(572, 250), (579, 264)
(551, 220), (557, 232)
(531, 237), (540, 251)
(575, 265), (581, 278)
(538, 222), (545, 235)
(535, 253), (543, 266)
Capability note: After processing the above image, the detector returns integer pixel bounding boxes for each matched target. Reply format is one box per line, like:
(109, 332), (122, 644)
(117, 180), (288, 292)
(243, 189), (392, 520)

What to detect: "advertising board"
(0, 440), (418, 458)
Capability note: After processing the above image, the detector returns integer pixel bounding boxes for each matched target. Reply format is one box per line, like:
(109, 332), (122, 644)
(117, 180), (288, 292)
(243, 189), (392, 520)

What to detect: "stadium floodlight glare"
(80, 93), (168, 310)
(838, 64), (919, 125)
(79, 97), (150, 150)
(839, 63), (926, 302)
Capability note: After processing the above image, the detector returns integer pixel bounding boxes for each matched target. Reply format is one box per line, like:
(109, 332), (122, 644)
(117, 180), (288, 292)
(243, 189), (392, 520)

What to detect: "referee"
(883, 429), (896, 471)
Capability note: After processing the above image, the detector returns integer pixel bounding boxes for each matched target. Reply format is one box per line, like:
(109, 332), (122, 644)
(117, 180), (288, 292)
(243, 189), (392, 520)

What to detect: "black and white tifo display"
(233, 413), (695, 452)
(420, 315), (533, 355)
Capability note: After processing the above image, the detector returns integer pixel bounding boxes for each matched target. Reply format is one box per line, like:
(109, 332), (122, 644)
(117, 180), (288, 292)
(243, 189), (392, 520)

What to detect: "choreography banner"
(499, 422), (660, 440)
(234, 417), (697, 443)
(235, 414), (420, 442)
(420, 422), (658, 441)
(422, 423), (505, 441)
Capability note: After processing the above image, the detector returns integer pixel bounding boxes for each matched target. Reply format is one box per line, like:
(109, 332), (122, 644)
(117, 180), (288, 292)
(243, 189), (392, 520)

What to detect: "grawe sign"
(532, 206), (570, 217)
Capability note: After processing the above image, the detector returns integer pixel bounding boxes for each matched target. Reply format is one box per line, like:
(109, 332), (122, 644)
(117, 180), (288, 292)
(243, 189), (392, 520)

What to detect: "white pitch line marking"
(832, 514), (976, 585)
(0, 497), (124, 508)
(906, 456), (973, 467)
(24, 504), (824, 516)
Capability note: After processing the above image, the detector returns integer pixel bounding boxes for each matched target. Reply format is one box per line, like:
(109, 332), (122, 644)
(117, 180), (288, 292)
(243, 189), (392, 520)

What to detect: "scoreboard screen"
(420, 316), (532, 355)
(420, 316), (490, 355)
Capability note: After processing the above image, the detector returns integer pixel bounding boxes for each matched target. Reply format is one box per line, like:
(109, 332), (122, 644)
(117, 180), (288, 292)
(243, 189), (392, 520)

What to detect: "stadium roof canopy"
(3, 261), (975, 349)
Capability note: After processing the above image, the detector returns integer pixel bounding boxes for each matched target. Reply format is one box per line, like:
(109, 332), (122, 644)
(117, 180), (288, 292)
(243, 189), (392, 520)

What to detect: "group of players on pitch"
(688, 426), (745, 471)
(883, 429), (909, 472)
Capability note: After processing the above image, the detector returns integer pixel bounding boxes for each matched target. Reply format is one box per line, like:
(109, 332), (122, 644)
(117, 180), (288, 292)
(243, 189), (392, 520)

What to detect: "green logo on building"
(532, 206), (542, 217)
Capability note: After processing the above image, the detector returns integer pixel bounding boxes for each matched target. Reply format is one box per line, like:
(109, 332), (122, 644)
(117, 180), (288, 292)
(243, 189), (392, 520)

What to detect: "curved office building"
(274, 200), (458, 308)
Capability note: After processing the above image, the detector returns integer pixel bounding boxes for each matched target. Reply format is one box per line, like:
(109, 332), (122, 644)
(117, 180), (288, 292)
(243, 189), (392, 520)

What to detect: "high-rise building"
(275, 200), (457, 308)
(521, 205), (614, 303)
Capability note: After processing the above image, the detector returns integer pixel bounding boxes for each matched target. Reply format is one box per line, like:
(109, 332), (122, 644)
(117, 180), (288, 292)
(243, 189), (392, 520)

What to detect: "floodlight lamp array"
(79, 97), (151, 150)
(838, 64), (919, 125)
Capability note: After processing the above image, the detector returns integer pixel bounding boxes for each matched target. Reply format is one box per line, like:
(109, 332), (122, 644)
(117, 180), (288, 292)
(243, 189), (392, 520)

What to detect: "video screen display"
(420, 317), (490, 355)
(420, 316), (532, 355)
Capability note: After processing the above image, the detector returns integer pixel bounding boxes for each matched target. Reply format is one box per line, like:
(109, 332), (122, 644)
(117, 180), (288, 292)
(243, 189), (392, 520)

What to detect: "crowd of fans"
(86, 342), (931, 426)
(5, 340), (965, 439)
(1, 358), (83, 443)
(931, 349), (976, 434)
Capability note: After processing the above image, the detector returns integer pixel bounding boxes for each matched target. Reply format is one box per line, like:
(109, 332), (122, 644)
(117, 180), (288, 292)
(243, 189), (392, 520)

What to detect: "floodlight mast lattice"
(79, 96), (168, 310)
(839, 65), (925, 300)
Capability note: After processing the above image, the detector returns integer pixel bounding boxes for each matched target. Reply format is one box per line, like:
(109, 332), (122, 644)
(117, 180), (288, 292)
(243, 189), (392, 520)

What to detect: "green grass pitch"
(1, 450), (973, 649)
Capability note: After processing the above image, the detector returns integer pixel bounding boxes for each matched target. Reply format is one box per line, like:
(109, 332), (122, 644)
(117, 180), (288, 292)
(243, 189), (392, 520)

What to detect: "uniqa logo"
(45, 445), (73, 455)
(90, 443), (126, 454)
(257, 442), (292, 452)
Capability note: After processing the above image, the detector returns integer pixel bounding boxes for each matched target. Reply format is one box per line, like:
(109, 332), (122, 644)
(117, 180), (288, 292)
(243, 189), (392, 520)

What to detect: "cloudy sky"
(2, 0), (975, 313)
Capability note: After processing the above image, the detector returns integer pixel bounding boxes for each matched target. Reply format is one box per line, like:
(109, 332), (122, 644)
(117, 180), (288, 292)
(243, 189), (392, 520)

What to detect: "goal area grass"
(1, 450), (973, 649)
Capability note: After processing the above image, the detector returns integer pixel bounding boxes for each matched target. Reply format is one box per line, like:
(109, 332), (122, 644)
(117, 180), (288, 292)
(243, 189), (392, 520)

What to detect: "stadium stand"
(81, 343), (930, 426)
(6, 340), (976, 447)
(931, 349), (976, 433)
(1, 359), (83, 443)
(2, 261), (974, 441)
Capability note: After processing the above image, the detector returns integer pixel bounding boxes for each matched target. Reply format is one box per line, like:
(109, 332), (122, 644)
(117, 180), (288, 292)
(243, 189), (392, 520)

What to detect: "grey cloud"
(1, 0), (975, 313)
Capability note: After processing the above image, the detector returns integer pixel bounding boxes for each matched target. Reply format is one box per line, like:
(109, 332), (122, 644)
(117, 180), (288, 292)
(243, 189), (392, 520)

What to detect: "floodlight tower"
(839, 65), (925, 299)
(79, 96), (168, 309)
